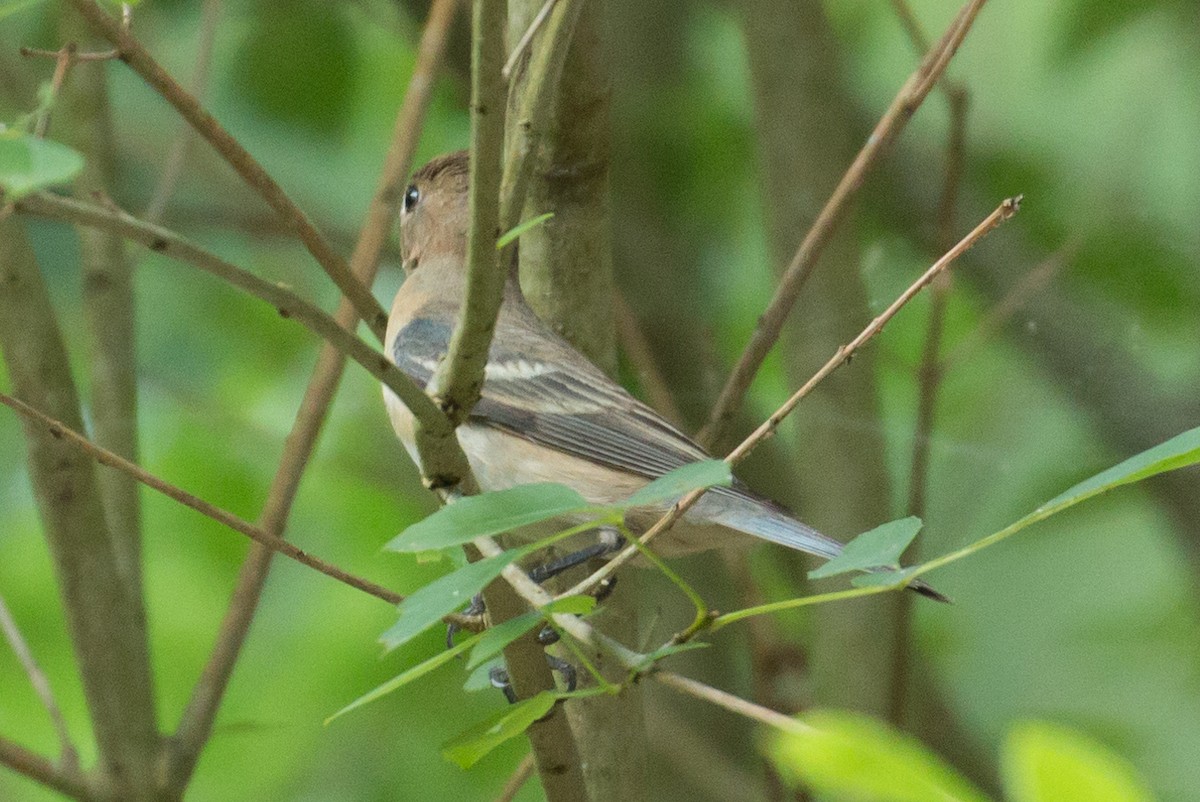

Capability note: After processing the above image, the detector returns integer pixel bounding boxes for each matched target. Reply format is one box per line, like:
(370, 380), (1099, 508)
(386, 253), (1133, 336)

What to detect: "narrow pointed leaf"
(442, 691), (559, 768)
(325, 634), (479, 724)
(496, 212), (554, 249)
(380, 550), (525, 652)
(1034, 426), (1200, 517)
(387, 483), (590, 552)
(465, 611), (543, 670)
(625, 460), (732, 508)
(809, 517), (922, 580)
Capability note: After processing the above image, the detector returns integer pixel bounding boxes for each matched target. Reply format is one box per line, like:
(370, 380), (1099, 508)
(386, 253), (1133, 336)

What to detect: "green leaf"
(634, 640), (711, 671)
(767, 710), (993, 802)
(463, 657), (504, 692)
(466, 610), (543, 670)
(0, 134), (84, 199)
(379, 550), (526, 652)
(497, 212), (554, 249)
(624, 460), (732, 508)
(850, 567), (919, 591)
(442, 691), (559, 769)
(466, 596), (596, 669)
(387, 483), (591, 552)
(1036, 426), (1200, 515)
(808, 517), (922, 580)
(325, 634), (478, 724)
(1002, 721), (1154, 802)
(542, 595), (597, 615)
(916, 425), (1200, 576)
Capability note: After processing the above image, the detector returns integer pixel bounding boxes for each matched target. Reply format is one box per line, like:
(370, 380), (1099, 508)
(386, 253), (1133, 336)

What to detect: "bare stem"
(0, 595), (78, 771)
(0, 392), (405, 605)
(564, 197), (1021, 597)
(652, 672), (810, 735)
(0, 737), (92, 801)
(61, 0), (388, 338)
(164, 0), (460, 788)
(699, 0), (993, 446)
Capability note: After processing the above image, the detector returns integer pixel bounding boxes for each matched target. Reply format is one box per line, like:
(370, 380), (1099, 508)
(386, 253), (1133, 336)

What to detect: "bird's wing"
(390, 312), (709, 480)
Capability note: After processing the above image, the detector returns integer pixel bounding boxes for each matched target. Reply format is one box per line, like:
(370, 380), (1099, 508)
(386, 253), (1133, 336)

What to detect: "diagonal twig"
(166, 0), (460, 786)
(0, 392), (405, 605)
(0, 595), (79, 773)
(61, 0), (388, 339)
(564, 197), (1022, 598)
(699, 0), (993, 447)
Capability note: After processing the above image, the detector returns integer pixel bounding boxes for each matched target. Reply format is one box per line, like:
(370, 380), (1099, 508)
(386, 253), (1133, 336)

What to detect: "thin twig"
(564, 197), (1022, 598)
(13, 192), (450, 434)
(166, 0), (459, 786)
(699, 0), (993, 447)
(502, 0), (557, 80)
(891, 77), (969, 727)
(652, 672), (810, 734)
(21, 46), (117, 62)
(30, 43), (78, 137)
(431, 0), (509, 427)
(0, 596), (79, 772)
(0, 392), (405, 605)
(143, 0), (221, 223)
(614, 291), (684, 426)
(498, 0), (585, 233)
(0, 737), (90, 800)
(494, 753), (537, 802)
(62, 0), (389, 339)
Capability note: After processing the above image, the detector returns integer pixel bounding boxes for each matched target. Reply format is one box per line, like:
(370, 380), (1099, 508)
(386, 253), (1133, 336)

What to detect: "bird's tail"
(709, 487), (949, 602)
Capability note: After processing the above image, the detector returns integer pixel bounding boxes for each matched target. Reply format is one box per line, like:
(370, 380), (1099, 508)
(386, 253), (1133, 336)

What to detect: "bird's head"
(398, 150), (470, 274)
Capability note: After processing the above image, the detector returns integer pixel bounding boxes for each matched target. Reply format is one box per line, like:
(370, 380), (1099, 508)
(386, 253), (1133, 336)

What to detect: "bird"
(383, 150), (942, 599)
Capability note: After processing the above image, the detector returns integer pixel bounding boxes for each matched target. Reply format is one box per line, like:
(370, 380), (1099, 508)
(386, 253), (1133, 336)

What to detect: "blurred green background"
(2, 0), (1198, 799)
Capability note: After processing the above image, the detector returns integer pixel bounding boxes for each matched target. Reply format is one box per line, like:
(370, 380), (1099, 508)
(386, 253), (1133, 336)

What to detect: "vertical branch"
(164, 0), (459, 789)
(892, 78), (969, 729)
(700, 0), (992, 446)
(506, 2), (639, 799)
(740, 0), (900, 723)
(57, 4), (147, 617)
(432, 0), (509, 418)
(0, 215), (159, 798)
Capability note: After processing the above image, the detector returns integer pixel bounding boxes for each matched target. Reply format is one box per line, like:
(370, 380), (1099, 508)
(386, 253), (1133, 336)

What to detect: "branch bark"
(61, 0), (388, 339)
(163, 0), (458, 786)
(700, 0), (993, 447)
(0, 215), (159, 799)
(507, 2), (642, 799)
(57, 2), (147, 631)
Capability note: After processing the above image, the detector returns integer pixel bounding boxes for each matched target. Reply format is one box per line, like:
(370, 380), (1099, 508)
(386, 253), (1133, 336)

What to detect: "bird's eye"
(403, 185), (420, 213)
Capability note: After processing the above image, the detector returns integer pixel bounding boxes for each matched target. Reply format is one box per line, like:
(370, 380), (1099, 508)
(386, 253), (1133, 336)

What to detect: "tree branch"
(0, 594), (79, 773)
(164, 0), (460, 788)
(58, 0), (147, 627)
(13, 192), (455, 444)
(0, 737), (92, 801)
(0, 215), (159, 798)
(61, 0), (389, 339)
(564, 197), (1022, 596)
(0, 391), (405, 606)
(698, 0), (993, 446)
